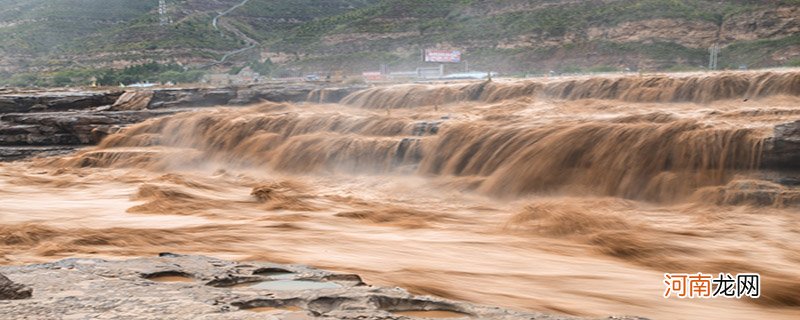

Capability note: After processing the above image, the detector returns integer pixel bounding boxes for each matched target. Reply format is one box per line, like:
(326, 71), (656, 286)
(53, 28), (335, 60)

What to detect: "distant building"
(202, 67), (262, 86)
(441, 72), (497, 80)
(127, 82), (158, 88)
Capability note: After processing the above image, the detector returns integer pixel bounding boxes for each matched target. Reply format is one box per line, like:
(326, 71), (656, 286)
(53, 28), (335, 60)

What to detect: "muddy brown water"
(146, 275), (195, 283)
(2, 72), (800, 319)
(392, 310), (469, 318)
(247, 306), (304, 312)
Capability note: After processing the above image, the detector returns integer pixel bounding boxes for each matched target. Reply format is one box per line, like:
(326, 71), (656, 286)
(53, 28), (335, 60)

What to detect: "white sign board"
(424, 49), (461, 63)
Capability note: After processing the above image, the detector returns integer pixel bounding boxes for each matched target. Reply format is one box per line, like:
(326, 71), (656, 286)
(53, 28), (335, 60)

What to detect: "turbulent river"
(2, 71), (800, 319)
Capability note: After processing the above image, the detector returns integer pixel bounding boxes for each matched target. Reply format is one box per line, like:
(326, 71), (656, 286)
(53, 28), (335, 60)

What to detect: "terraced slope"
(0, 0), (798, 82)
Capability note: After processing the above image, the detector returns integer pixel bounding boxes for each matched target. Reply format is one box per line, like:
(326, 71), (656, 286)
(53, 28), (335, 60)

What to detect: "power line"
(708, 43), (720, 70)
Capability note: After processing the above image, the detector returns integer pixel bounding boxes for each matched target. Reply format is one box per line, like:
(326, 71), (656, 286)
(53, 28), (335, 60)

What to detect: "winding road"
(211, 0), (257, 64)
(212, 0), (251, 31)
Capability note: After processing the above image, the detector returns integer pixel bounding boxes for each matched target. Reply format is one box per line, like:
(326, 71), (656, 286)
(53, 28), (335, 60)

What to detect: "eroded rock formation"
(0, 85), (365, 161)
(0, 110), (179, 146)
(763, 120), (800, 169)
(0, 91), (122, 113)
(0, 254), (639, 319)
(0, 273), (31, 300)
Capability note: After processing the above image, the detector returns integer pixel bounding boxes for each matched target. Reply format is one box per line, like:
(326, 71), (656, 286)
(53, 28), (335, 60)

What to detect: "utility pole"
(708, 43), (720, 71)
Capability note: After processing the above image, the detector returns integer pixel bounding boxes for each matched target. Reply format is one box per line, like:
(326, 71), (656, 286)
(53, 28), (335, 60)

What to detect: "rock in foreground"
(0, 254), (644, 319)
(0, 273), (32, 300)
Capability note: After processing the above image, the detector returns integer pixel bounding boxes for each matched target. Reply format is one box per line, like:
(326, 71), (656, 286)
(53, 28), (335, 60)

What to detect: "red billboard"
(424, 49), (462, 63)
(362, 71), (384, 81)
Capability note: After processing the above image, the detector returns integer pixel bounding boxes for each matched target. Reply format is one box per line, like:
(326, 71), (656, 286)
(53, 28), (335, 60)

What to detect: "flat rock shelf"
(0, 254), (646, 320)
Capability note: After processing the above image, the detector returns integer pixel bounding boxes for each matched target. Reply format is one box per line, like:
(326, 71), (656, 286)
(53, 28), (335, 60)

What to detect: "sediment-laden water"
(2, 71), (800, 319)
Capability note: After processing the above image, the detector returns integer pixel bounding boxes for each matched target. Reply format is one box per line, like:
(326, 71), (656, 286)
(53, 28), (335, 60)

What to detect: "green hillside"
(0, 0), (156, 54)
(274, 0), (800, 73)
(226, 0), (374, 42)
(0, 0), (375, 59)
(0, 0), (799, 86)
(0, 0), (376, 86)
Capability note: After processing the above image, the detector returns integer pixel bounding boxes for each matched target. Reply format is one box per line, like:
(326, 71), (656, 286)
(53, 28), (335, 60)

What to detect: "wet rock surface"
(763, 120), (800, 169)
(0, 273), (32, 300)
(0, 254), (642, 320)
(0, 91), (122, 114)
(0, 85), (365, 161)
(111, 91), (154, 111)
(0, 146), (79, 162)
(0, 110), (181, 146)
(0, 85), (363, 114)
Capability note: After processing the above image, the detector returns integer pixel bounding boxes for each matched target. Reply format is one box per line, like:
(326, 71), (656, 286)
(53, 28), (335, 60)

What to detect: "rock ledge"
(0, 254), (645, 320)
